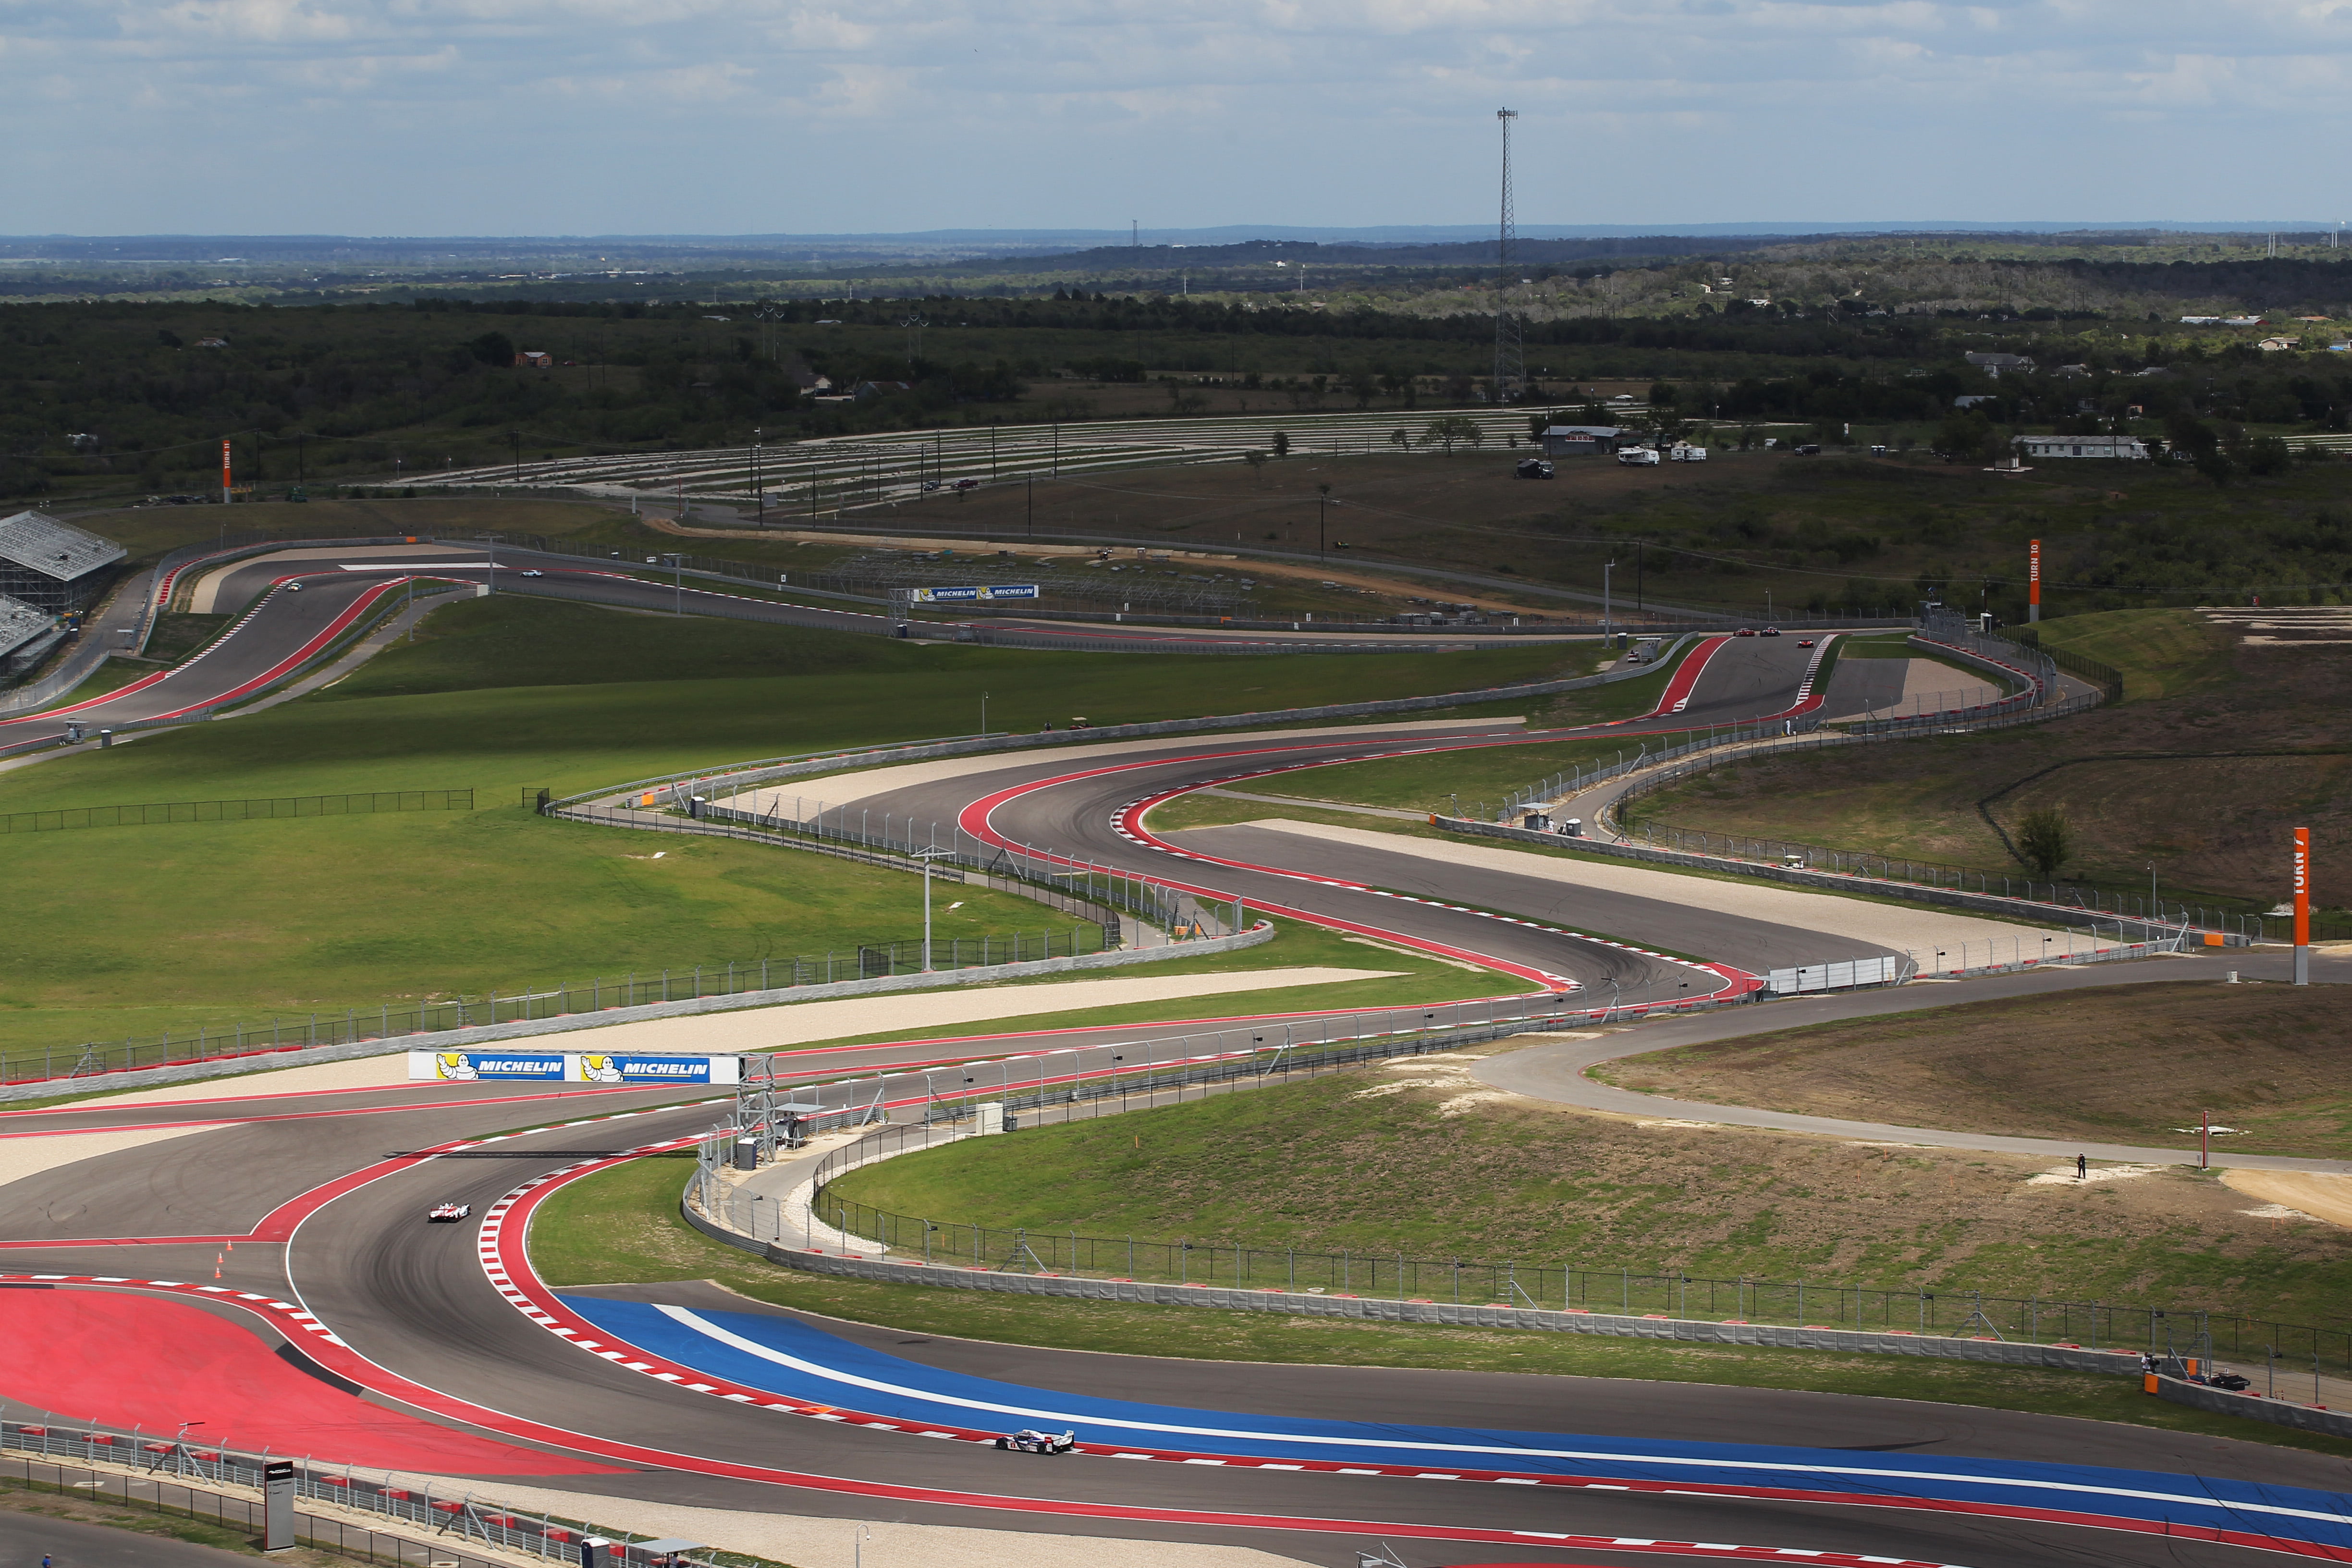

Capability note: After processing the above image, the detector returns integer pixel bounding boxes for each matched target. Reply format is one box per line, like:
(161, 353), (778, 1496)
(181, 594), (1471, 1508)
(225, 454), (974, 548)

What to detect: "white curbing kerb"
(0, 922), (1275, 1105)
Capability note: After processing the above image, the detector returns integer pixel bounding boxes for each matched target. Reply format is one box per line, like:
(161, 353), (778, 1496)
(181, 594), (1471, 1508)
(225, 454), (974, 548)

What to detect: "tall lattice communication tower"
(1492, 108), (1526, 404)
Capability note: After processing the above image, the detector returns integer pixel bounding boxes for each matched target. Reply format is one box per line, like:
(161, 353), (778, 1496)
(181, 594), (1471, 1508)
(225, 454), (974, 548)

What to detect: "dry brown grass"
(1629, 627), (2352, 906)
(828, 1042), (2352, 1328)
(1608, 979), (2352, 1158)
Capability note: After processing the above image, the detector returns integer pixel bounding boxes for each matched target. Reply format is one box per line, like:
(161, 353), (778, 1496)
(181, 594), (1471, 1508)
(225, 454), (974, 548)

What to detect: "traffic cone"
(214, 1256), (223, 1280)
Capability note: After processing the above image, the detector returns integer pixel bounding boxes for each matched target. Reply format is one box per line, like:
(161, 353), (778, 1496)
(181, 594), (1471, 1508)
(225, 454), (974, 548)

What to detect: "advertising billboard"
(409, 1050), (567, 1081)
(910, 585), (1039, 604)
(569, 1054), (741, 1085)
(409, 1051), (742, 1084)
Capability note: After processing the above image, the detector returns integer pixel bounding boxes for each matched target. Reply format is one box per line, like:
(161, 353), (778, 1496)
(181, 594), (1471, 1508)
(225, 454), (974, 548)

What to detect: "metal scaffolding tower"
(732, 1056), (825, 1155)
(1492, 108), (1526, 404)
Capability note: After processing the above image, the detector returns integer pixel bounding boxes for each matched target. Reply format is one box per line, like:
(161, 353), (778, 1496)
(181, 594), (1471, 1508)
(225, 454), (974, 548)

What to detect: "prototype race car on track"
(428, 1202), (472, 1222)
(995, 1429), (1076, 1454)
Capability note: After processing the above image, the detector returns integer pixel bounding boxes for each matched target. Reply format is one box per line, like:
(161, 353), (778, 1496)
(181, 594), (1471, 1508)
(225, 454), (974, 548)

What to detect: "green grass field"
(0, 598), (1583, 1056)
(525, 1152), (2351, 1456)
(825, 1056), (2352, 1333)
(2032, 607), (2237, 702)
(0, 597), (1586, 810)
(0, 808), (1068, 1060)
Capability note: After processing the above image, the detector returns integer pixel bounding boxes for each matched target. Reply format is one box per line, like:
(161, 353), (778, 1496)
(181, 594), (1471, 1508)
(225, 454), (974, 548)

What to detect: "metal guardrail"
(552, 631), (1713, 816)
(0, 788), (474, 835)
(0, 1421), (779, 1568)
(796, 1054), (2333, 1374)
(2012, 626), (2127, 702)
(1497, 714), (1826, 820)
(0, 921), (1105, 1088)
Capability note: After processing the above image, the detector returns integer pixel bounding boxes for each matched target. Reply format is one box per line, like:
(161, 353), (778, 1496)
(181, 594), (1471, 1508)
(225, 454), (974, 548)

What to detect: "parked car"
(1514, 457), (1554, 479)
(1615, 447), (1661, 467)
(1668, 444), (1707, 463)
(952, 478), (981, 491)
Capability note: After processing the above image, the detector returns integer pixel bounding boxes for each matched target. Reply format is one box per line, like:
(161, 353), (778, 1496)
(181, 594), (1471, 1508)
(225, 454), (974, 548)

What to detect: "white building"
(2013, 435), (2149, 461)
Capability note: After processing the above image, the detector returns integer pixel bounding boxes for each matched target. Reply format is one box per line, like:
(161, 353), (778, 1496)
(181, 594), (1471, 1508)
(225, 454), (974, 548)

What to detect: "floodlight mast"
(1493, 108), (1526, 404)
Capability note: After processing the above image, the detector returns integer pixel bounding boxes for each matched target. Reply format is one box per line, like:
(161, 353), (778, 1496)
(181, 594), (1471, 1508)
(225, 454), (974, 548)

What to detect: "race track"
(3, 576), (2336, 1568)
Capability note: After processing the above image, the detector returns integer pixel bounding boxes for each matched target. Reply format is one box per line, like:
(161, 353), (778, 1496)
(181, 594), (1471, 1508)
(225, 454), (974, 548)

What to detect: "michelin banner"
(909, 584), (1039, 604)
(411, 1051), (743, 1084)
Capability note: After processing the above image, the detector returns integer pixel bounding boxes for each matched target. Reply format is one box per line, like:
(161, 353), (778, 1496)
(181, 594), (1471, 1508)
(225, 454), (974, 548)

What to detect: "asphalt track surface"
(8, 598), (2342, 1565)
(0, 538), (1520, 747)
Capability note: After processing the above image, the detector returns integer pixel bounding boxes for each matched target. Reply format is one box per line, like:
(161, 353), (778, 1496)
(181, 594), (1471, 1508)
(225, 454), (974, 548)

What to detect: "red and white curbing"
(1103, 773), (1756, 1013)
(475, 1156), (2000, 1568)
(0, 1125), (2313, 1565)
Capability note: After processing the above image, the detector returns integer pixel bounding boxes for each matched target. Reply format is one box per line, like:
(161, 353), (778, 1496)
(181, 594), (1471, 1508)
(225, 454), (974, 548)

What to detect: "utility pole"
(1492, 108), (1525, 404)
(1318, 483), (1331, 559)
(1603, 559), (1615, 639)
(916, 847), (954, 970)
(752, 428), (763, 526)
(508, 429), (522, 485)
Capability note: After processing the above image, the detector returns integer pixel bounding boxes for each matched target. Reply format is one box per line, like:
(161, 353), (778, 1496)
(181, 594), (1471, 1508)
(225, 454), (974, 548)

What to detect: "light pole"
(981, 690), (990, 737)
(1602, 559), (1616, 639)
(664, 552), (684, 615)
(853, 1524), (873, 1568)
(915, 848), (954, 970)
(1317, 483), (1331, 559)
(480, 532), (503, 596)
(753, 428), (764, 525)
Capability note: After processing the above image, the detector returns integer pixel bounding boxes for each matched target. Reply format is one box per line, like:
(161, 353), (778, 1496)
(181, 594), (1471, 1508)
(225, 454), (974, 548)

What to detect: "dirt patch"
(1606, 980), (2352, 1159)
(2224, 1171), (2352, 1227)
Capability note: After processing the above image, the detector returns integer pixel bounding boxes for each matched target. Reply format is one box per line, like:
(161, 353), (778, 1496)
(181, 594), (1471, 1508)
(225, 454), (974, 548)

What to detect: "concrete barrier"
(2149, 1373), (2352, 1439)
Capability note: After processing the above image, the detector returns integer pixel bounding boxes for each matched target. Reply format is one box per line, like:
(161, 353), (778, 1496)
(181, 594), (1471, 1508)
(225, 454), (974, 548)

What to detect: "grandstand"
(0, 511), (126, 613)
(0, 594), (59, 677)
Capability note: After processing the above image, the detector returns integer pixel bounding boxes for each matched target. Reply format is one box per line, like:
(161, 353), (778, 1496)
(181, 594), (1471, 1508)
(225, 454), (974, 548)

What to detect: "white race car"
(428, 1202), (472, 1223)
(994, 1429), (1075, 1454)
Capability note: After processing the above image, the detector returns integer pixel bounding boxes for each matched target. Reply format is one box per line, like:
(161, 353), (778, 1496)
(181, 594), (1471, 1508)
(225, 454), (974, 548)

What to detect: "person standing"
(2076, 1153), (2088, 1180)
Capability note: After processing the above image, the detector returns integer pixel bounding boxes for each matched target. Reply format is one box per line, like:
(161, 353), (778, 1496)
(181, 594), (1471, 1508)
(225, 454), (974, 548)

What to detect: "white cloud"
(5, 0), (2352, 229)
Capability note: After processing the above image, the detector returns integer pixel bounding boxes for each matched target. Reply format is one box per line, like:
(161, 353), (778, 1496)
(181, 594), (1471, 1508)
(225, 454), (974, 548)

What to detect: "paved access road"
(1476, 945), (2352, 1172)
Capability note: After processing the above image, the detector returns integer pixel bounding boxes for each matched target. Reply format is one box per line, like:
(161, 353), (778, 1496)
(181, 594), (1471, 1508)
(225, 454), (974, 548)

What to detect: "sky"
(4, 0), (2348, 236)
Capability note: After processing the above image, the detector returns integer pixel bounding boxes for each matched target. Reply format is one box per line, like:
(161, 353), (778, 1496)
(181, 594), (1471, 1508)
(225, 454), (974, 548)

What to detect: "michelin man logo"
(579, 1054), (625, 1083)
(435, 1052), (478, 1081)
